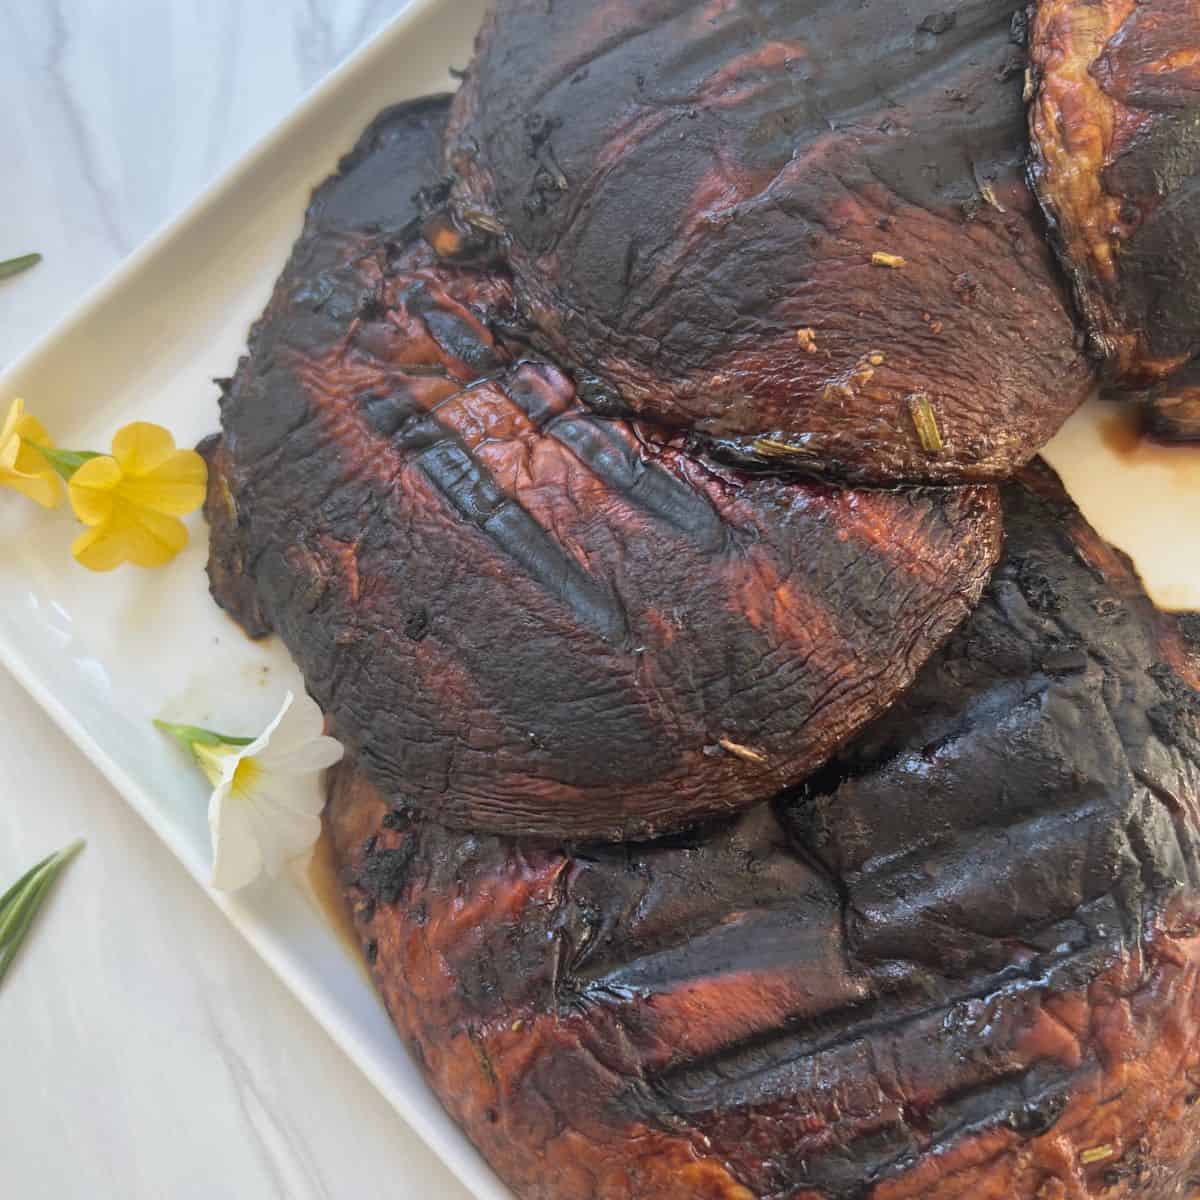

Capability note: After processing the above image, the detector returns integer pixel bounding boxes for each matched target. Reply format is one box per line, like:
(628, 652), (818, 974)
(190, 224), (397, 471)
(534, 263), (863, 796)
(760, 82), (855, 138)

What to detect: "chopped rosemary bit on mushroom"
(460, 206), (506, 235)
(753, 437), (805, 459)
(979, 182), (1005, 213)
(909, 394), (944, 453)
(718, 737), (768, 765)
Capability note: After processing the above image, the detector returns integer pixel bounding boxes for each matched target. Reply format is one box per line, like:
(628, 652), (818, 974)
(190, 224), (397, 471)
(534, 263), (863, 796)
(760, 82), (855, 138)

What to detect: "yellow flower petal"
(15, 412), (54, 451)
(0, 399), (62, 508)
(118, 448), (208, 516)
(122, 506), (190, 566)
(67, 455), (122, 526)
(71, 503), (189, 572)
(110, 422), (178, 476)
(0, 463), (62, 509)
(67, 428), (204, 569)
(0, 432), (19, 473)
(14, 440), (51, 479)
(0, 398), (23, 448)
(71, 523), (131, 573)
(14, 444), (61, 506)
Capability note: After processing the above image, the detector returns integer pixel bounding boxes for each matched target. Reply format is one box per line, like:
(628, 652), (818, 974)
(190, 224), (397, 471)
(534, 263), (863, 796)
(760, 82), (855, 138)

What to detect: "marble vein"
(205, 995), (335, 1200)
(45, 0), (131, 256)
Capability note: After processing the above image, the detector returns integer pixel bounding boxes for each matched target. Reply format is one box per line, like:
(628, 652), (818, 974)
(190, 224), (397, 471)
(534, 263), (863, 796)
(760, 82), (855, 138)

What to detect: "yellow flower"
(0, 398), (62, 508)
(67, 422), (207, 571)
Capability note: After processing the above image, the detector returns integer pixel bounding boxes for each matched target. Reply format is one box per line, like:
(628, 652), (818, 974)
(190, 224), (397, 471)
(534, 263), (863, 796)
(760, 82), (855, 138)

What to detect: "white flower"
(158, 691), (344, 892)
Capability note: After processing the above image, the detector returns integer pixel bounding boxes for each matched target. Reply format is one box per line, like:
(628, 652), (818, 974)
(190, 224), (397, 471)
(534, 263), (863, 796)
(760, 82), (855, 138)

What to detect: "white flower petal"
(255, 768), (328, 818)
(243, 784), (323, 878)
(238, 691), (296, 762)
(261, 735), (345, 775)
(196, 742), (248, 790)
(208, 782), (264, 892)
(201, 690), (341, 892)
(255, 691), (326, 759)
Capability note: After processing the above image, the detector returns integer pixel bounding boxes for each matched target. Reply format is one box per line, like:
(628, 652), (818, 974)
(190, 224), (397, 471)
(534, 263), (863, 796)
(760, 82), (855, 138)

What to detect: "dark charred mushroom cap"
(330, 462), (1200, 1200)
(442, 0), (1093, 483)
(206, 96), (1002, 840)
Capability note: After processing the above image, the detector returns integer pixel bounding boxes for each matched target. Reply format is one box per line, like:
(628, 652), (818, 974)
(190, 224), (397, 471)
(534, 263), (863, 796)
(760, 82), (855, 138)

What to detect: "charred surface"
(444, 0), (1092, 483)
(1136, 362), (1200, 444)
(200, 97), (451, 630)
(207, 97), (1001, 840)
(1029, 0), (1200, 417)
(199, 431), (272, 638)
(331, 465), (1200, 1200)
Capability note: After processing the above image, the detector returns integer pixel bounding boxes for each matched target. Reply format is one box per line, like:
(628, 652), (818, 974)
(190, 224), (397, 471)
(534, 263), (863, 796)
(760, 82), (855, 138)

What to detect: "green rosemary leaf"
(36, 446), (103, 482)
(0, 876), (53, 978)
(0, 853), (54, 917)
(0, 253), (42, 281)
(0, 839), (85, 988)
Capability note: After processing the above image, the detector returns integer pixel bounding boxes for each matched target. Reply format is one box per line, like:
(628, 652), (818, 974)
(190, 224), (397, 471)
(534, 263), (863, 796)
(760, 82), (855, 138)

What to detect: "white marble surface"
(0, 3), (472, 1197)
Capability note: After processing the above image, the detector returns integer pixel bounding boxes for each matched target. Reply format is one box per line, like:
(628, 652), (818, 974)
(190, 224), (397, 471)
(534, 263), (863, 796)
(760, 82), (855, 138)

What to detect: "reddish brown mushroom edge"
(1028, 0), (1200, 441)
(329, 465), (1200, 1200)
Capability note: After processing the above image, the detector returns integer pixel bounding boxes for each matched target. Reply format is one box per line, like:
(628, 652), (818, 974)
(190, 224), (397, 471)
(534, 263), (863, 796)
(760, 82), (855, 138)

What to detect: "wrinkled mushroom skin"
(205, 97), (1002, 840)
(198, 432), (272, 639)
(198, 97), (453, 638)
(442, 0), (1093, 484)
(1028, 0), (1200, 438)
(330, 464), (1200, 1200)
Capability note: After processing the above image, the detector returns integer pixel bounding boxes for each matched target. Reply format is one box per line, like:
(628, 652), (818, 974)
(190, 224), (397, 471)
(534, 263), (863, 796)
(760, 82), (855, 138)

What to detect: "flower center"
(231, 756), (262, 798)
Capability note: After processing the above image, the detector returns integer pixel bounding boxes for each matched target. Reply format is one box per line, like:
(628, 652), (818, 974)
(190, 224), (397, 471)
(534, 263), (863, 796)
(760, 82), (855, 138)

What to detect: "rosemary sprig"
(0, 253), (42, 281)
(0, 839), (85, 987)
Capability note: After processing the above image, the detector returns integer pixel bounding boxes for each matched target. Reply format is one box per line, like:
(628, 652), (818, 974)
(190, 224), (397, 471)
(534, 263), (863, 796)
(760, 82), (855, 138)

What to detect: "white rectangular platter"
(0, 1), (1196, 1199)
